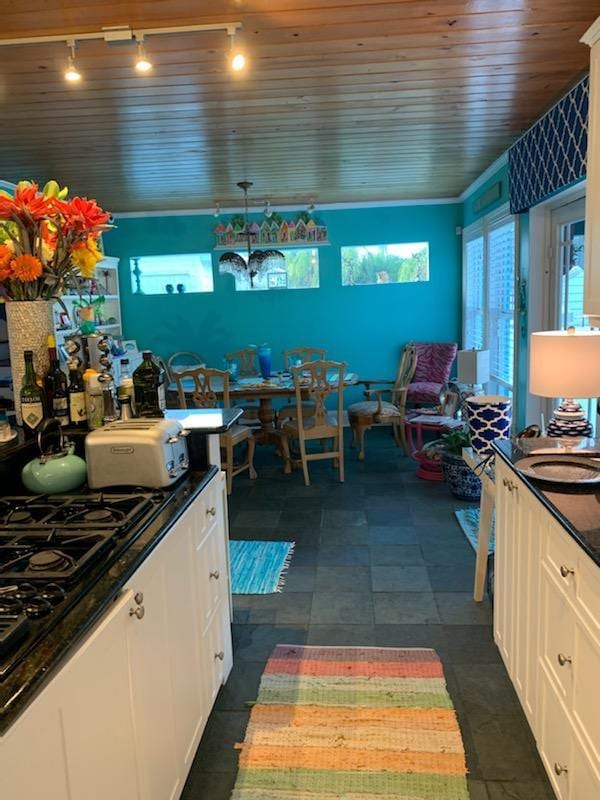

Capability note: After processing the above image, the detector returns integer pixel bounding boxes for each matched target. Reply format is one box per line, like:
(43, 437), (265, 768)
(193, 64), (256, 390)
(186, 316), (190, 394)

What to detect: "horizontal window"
(220, 248), (319, 291)
(130, 254), (214, 295)
(341, 243), (429, 286)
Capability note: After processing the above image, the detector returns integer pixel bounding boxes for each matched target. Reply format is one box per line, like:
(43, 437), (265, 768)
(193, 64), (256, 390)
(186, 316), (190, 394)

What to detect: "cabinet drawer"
(540, 564), (575, 701)
(538, 666), (572, 800)
(572, 614), (600, 765)
(194, 524), (223, 634)
(203, 599), (233, 707)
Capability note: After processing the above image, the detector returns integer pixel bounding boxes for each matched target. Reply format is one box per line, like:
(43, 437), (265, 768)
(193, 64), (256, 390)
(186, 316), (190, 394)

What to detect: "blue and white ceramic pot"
(465, 395), (512, 456)
(441, 452), (481, 501)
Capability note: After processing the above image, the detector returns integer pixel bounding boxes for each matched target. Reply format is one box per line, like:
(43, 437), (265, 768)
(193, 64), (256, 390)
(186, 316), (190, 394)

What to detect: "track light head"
(213, 202), (221, 218)
(64, 41), (81, 82)
(135, 38), (152, 73)
(228, 32), (247, 72)
(264, 200), (273, 219)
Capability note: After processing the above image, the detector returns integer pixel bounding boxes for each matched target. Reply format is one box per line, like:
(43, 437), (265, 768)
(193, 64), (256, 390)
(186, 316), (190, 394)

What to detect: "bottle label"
(22, 400), (44, 430)
(52, 396), (69, 426)
(158, 383), (166, 411)
(69, 391), (87, 423)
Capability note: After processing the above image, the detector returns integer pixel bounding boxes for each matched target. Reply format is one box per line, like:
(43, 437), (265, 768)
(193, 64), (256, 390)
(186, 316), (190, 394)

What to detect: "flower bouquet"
(0, 180), (111, 423)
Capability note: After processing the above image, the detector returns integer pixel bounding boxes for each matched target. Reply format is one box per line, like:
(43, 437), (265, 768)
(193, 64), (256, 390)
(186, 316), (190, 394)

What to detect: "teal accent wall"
(462, 162), (509, 228)
(107, 203), (462, 401)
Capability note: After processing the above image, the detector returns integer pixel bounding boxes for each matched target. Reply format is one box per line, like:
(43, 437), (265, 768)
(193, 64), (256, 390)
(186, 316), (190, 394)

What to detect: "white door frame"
(525, 181), (586, 426)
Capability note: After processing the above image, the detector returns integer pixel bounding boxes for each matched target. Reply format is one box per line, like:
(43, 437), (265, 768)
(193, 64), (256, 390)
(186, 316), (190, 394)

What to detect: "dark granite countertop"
(493, 438), (600, 567)
(0, 465), (219, 734)
(165, 407), (243, 432)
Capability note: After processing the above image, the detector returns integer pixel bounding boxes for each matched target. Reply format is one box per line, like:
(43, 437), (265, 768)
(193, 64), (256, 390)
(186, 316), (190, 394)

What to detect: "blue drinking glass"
(258, 345), (271, 380)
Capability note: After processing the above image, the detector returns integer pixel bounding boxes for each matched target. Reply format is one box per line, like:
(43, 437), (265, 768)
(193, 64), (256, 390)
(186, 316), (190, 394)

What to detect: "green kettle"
(22, 418), (87, 494)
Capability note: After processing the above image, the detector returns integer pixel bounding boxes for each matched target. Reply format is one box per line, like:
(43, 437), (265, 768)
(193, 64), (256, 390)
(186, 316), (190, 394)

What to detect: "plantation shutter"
(487, 218), (516, 394)
(463, 233), (485, 350)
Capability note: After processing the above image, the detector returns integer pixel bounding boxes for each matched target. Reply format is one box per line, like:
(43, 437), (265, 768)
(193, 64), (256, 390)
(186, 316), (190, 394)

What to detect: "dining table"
(168, 371), (359, 446)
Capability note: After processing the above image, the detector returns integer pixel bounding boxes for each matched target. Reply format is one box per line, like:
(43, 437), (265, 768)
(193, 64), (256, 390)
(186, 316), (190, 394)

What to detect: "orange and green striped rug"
(232, 644), (469, 800)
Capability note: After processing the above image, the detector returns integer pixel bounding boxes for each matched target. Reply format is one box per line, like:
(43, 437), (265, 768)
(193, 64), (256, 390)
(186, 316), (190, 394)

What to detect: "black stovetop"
(0, 489), (173, 682)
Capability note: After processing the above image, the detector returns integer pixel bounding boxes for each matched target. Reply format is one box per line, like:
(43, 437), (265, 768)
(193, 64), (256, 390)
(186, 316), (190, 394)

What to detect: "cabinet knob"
(134, 591), (144, 605)
(209, 570), (220, 580)
(559, 565), (574, 579)
(206, 506), (217, 517)
(129, 605), (145, 620)
(215, 650), (224, 661)
(554, 762), (568, 776)
(557, 653), (572, 667)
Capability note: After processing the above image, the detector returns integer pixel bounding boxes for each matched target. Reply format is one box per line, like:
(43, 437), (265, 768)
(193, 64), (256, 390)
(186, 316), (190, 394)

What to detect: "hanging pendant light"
(219, 181), (285, 288)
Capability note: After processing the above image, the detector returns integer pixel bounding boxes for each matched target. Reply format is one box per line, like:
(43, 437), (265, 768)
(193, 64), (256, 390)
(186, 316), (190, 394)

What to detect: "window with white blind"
(463, 207), (517, 398)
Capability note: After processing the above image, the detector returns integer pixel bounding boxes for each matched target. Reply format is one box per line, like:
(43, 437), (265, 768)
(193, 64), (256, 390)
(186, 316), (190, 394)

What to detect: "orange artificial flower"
(0, 244), (11, 271)
(0, 182), (52, 222)
(11, 254), (43, 282)
(53, 196), (111, 235)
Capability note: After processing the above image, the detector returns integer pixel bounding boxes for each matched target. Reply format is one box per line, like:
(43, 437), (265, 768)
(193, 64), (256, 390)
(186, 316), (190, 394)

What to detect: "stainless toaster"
(85, 418), (189, 489)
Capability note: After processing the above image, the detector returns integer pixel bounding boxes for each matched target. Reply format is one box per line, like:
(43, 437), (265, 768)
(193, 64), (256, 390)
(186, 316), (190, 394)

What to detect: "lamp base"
(546, 399), (593, 438)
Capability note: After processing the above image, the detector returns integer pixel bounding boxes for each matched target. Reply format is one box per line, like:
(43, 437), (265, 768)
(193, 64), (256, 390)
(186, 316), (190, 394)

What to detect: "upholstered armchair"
(406, 342), (458, 405)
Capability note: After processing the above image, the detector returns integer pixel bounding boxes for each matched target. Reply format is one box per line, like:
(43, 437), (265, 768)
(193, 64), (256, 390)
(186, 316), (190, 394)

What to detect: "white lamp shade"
(529, 330), (600, 398)
(457, 349), (490, 385)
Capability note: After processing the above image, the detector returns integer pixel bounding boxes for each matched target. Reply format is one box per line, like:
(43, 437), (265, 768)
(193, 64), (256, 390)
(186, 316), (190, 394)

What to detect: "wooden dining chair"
(278, 360), (347, 486)
(173, 366), (257, 494)
(278, 346), (327, 426)
(224, 348), (260, 424)
(347, 344), (418, 461)
(167, 351), (205, 376)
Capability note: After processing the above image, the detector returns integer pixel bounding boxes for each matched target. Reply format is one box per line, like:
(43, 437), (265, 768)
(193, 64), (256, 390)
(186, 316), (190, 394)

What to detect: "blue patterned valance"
(508, 75), (588, 214)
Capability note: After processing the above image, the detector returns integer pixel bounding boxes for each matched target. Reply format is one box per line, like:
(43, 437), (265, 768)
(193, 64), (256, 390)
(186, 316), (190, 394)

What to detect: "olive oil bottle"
(133, 351), (165, 417)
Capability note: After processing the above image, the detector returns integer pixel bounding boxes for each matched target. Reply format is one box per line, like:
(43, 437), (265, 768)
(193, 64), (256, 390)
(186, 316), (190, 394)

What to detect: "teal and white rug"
(229, 540), (295, 594)
(454, 508), (495, 555)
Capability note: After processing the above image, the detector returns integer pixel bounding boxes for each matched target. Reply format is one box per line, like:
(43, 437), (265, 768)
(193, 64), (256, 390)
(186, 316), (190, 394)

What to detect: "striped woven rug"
(232, 644), (469, 800)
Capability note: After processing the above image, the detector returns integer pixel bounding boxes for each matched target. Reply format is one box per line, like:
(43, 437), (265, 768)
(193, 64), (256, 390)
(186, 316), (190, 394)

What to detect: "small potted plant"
(439, 428), (481, 501)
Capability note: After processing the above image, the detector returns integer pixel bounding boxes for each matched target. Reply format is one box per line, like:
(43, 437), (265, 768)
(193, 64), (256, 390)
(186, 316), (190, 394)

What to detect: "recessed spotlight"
(64, 41), (81, 82)
(135, 39), (153, 73)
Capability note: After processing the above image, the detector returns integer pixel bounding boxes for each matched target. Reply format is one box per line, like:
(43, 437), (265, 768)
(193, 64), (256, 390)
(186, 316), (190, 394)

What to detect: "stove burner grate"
(29, 549), (75, 573)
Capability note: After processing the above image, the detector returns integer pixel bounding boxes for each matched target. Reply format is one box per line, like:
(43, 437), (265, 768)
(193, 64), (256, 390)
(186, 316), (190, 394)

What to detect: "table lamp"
(529, 328), (600, 437)
(457, 348), (490, 394)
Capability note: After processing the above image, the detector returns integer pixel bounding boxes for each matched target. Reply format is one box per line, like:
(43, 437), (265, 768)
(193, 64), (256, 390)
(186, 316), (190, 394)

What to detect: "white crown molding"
(112, 196), (461, 219)
(459, 150), (509, 202)
(581, 16), (600, 47)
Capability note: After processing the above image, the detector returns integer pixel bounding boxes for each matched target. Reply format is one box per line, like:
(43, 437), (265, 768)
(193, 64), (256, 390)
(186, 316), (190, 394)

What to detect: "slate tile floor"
(182, 430), (554, 800)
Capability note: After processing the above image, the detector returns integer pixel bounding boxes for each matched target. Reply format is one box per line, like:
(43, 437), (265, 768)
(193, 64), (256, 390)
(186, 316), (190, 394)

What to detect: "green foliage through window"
(221, 248), (319, 291)
(341, 243), (429, 286)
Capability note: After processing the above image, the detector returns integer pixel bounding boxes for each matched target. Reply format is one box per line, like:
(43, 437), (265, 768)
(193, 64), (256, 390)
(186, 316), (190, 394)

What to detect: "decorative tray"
(514, 455), (600, 489)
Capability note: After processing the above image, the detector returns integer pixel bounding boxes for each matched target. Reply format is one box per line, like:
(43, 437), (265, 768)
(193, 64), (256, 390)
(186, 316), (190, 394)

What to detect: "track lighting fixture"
(228, 31), (247, 72)
(134, 37), (152, 73)
(307, 200), (316, 213)
(64, 40), (81, 82)
(264, 200), (273, 219)
(213, 202), (221, 218)
(1, 21), (245, 81)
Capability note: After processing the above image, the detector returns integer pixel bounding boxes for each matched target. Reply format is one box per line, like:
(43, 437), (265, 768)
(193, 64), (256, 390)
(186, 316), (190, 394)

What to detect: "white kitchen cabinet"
(0, 471), (232, 800)
(583, 18), (600, 324)
(494, 458), (600, 798)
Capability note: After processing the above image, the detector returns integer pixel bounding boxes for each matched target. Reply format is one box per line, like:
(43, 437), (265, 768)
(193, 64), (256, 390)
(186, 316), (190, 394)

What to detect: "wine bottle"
(68, 362), (87, 428)
(21, 350), (45, 438)
(133, 351), (165, 417)
(44, 335), (69, 427)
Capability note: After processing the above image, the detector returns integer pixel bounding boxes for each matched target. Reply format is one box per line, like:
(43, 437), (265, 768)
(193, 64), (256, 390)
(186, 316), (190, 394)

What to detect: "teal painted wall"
(107, 203), (462, 401)
(462, 162), (509, 228)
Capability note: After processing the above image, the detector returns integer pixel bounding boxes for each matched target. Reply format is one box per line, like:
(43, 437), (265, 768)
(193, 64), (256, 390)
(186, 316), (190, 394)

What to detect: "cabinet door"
(58, 590), (141, 800)
(160, 507), (210, 770)
(494, 461), (516, 667)
(127, 546), (180, 800)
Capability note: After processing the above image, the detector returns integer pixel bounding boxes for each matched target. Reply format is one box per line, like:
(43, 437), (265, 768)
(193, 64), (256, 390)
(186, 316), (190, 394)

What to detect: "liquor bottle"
(133, 351), (165, 418)
(118, 358), (135, 413)
(20, 350), (45, 438)
(68, 362), (87, 428)
(44, 335), (69, 427)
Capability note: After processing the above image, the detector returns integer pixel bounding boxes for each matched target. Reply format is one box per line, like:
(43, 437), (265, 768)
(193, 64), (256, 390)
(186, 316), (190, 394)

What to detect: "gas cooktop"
(0, 490), (170, 681)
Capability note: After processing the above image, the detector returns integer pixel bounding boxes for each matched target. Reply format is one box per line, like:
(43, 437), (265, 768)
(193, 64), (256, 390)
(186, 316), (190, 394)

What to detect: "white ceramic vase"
(5, 300), (55, 425)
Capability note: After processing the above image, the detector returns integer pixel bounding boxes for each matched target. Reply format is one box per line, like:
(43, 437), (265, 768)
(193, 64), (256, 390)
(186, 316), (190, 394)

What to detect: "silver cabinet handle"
(554, 762), (568, 776)
(209, 570), (220, 580)
(129, 605), (145, 620)
(134, 591), (144, 605)
(560, 565), (574, 579)
(215, 650), (224, 661)
(207, 506), (217, 517)
(557, 653), (572, 667)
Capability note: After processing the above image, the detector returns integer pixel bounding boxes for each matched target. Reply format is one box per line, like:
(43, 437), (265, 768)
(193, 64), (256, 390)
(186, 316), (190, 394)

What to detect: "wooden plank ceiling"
(0, 1), (597, 212)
